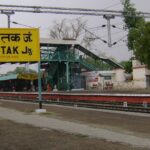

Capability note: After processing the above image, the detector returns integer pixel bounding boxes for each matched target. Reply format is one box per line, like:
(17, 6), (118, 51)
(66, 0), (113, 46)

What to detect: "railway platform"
(0, 99), (150, 149)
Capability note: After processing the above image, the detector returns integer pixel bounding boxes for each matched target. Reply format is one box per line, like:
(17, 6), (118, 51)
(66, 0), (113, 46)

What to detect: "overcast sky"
(0, 0), (149, 73)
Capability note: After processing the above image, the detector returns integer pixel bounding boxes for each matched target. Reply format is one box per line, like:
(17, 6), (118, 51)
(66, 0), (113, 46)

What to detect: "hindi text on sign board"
(0, 28), (40, 62)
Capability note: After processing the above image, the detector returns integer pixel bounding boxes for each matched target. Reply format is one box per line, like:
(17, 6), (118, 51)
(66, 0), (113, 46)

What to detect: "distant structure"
(2, 38), (149, 91)
(82, 59), (150, 91)
(132, 59), (150, 89)
(40, 38), (122, 91)
(0, 38), (123, 91)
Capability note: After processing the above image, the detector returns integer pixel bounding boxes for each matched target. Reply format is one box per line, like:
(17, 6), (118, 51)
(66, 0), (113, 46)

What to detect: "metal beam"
(0, 4), (150, 18)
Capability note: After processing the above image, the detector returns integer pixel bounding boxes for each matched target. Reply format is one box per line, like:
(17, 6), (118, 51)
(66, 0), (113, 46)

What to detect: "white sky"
(0, 0), (149, 73)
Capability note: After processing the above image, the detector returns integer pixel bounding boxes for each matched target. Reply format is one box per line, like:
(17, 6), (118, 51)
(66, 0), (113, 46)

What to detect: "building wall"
(114, 69), (125, 82)
(132, 60), (148, 89)
(82, 61), (150, 90)
(83, 70), (126, 90)
(82, 71), (103, 90)
(133, 67), (146, 80)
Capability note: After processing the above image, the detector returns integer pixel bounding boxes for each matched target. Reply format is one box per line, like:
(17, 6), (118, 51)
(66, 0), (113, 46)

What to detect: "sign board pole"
(38, 61), (42, 109)
(0, 28), (45, 112)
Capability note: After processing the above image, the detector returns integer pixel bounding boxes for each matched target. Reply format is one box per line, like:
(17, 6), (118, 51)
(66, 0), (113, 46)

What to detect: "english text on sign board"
(0, 28), (40, 62)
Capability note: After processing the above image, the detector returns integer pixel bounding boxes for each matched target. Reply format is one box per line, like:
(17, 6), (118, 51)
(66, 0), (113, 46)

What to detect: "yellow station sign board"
(0, 28), (40, 62)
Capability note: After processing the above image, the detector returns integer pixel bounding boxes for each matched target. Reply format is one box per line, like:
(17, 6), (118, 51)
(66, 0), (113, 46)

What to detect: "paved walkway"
(0, 106), (150, 149)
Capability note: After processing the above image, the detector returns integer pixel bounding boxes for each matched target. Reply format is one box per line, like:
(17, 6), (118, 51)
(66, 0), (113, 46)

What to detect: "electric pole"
(1, 10), (14, 28)
(103, 14), (115, 47)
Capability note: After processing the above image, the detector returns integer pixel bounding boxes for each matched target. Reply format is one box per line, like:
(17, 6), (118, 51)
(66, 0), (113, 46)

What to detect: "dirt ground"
(0, 100), (150, 150)
(1, 118), (149, 150)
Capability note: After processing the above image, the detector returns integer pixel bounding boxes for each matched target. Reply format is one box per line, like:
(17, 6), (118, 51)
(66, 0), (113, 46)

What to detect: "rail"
(0, 91), (150, 113)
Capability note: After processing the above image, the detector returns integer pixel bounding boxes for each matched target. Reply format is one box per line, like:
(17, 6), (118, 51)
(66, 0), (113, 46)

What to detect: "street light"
(11, 21), (35, 28)
(1, 10), (15, 28)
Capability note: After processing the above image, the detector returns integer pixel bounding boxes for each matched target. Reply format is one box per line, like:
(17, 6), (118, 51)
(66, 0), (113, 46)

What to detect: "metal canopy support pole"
(66, 61), (69, 91)
(38, 61), (42, 109)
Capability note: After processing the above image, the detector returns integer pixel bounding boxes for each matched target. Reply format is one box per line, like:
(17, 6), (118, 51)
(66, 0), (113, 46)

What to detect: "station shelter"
(0, 73), (38, 91)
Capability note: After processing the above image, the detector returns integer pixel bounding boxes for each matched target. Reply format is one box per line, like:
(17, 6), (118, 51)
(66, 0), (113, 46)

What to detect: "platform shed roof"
(0, 74), (17, 81)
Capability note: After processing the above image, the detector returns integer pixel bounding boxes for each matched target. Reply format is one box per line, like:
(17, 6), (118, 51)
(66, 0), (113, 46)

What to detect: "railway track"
(0, 91), (150, 113)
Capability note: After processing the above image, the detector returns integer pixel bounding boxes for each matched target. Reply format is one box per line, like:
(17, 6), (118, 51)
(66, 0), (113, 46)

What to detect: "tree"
(123, 0), (145, 50)
(123, 0), (145, 30)
(50, 18), (87, 39)
(7, 66), (37, 74)
(120, 60), (132, 73)
(49, 18), (95, 48)
(132, 22), (150, 68)
(123, 0), (150, 68)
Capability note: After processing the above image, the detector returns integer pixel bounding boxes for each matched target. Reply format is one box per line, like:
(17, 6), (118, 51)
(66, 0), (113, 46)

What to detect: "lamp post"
(1, 10), (15, 28)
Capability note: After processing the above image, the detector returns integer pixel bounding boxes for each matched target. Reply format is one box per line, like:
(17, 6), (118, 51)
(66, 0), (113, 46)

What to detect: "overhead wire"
(83, 27), (107, 44)
(111, 25), (125, 30)
(77, 1), (125, 47)
(112, 34), (127, 46)
(100, 30), (126, 38)
(9, 2), (128, 48)
(70, 1), (123, 20)
(111, 44), (127, 48)
(65, 1), (124, 29)
(85, 21), (127, 46)
(102, 2), (122, 10)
